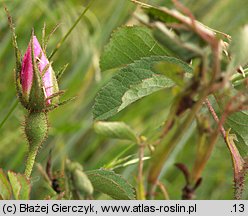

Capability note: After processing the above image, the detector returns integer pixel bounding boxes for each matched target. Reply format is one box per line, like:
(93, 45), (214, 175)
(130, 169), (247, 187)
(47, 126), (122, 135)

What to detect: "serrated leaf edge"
(86, 170), (136, 200)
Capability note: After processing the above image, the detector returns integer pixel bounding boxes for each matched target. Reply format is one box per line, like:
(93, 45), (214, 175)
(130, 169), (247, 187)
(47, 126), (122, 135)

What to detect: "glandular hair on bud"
(25, 112), (48, 150)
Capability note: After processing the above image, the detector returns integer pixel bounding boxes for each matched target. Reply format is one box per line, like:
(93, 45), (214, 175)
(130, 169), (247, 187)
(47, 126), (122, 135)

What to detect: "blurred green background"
(1, 0), (248, 199)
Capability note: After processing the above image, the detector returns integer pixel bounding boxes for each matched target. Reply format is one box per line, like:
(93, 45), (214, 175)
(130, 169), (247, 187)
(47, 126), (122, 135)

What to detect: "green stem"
(137, 143), (145, 200)
(148, 89), (209, 197)
(24, 147), (39, 178)
(48, 0), (95, 60)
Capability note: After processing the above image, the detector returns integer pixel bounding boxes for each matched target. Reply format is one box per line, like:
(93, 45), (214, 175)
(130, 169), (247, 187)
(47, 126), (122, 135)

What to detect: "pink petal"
(21, 35), (55, 104)
(21, 45), (33, 97)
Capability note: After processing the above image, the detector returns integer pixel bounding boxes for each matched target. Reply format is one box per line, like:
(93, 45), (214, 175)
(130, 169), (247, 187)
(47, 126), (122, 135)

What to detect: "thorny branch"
(205, 98), (247, 199)
(205, 99), (226, 138)
(137, 0), (225, 197)
(132, 0), (247, 199)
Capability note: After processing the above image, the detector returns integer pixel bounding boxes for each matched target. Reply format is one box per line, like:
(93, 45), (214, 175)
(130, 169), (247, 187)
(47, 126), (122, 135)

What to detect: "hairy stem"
(205, 98), (226, 137)
(25, 146), (39, 177)
(205, 98), (245, 199)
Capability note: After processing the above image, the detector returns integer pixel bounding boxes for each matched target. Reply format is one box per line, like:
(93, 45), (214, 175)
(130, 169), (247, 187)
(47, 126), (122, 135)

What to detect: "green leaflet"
(228, 25), (248, 73)
(154, 61), (191, 87)
(94, 121), (138, 142)
(0, 169), (12, 200)
(215, 97), (248, 156)
(7, 171), (31, 200)
(225, 111), (248, 156)
(100, 26), (168, 71)
(86, 169), (135, 200)
(93, 56), (192, 120)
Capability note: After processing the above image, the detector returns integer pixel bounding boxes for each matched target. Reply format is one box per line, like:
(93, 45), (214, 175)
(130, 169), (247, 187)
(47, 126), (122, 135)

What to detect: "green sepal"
(42, 22), (46, 51)
(41, 62), (60, 107)
(15, 69), (29, 109)
(50, 67), (60, 105)
(28, 33), (46, 112)
(5, 6), (22, 75)
(41, 62), (60, 106)
(45, 96), (76, 112)
(4, 7), (28, 108)
(7, 13), (22, 86)
(56, 63), (69, 81)
(41, 62), (52, 77)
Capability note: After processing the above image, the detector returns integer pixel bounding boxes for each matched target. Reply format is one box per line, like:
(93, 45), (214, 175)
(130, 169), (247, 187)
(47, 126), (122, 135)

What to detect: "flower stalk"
(9, 28), (64, 177)
(4, 3), (89, 178)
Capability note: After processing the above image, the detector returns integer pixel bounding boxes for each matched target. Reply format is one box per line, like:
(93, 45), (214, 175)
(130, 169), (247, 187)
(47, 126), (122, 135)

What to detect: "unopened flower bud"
(18, 35), (59, 111)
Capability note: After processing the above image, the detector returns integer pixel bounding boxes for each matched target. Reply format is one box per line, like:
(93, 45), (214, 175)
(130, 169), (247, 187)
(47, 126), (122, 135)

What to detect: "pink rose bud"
(20, 35), (59, 110)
